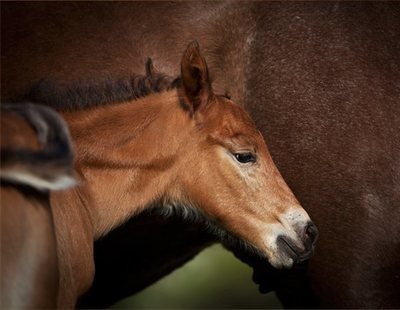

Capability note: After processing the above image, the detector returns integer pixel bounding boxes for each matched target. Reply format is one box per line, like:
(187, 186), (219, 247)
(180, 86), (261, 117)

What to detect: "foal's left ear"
(181, 41), (212, 112)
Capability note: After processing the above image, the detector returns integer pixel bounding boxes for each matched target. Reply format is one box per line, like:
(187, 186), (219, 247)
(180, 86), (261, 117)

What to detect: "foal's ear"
(181, 41), (212, 112)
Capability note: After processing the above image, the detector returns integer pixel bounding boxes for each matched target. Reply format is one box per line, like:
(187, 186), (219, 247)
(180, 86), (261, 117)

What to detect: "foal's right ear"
(180, 41), (212, 113)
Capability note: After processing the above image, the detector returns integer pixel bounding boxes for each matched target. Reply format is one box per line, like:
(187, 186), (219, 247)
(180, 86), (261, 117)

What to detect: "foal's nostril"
(304, 222), (319, 247)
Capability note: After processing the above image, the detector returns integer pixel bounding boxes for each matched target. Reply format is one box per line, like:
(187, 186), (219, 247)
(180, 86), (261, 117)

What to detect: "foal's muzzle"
(277, 221), (319, 264)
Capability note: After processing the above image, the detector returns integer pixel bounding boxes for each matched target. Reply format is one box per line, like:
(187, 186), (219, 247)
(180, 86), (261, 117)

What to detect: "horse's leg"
(1, 105), (59, 308)
(1, 186), (59, 308)
(1, 103), (76, 308)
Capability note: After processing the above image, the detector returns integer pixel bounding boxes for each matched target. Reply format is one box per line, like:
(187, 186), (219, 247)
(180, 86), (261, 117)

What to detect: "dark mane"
(19, 59), (179, 111)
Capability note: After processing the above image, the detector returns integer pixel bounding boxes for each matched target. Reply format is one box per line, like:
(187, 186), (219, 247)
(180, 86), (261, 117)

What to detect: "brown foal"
(49, 42), (317, 307)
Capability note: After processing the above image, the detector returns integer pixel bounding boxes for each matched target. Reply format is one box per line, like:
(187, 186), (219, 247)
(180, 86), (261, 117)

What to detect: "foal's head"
(164, 42), (318, 268)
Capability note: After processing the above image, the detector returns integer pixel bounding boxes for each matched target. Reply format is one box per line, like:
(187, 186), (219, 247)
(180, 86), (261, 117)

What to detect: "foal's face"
(176, 41), (317, 268)
(181, 96), (317, 268)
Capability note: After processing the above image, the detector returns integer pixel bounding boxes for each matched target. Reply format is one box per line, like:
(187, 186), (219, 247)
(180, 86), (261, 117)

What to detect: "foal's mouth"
(277, 235), (315, 264)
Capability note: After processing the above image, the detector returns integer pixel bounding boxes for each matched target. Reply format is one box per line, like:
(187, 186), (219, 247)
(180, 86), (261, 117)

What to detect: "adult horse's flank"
(1, 103), (75, 308)
(46, 42), (317, 307)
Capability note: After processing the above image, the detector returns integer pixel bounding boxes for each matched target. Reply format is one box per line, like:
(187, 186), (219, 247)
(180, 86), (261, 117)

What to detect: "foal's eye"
(233, 152), (256, 164)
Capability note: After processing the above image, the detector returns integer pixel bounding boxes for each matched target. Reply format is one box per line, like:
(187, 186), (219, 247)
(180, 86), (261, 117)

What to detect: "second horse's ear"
(180, 41), (212, 113)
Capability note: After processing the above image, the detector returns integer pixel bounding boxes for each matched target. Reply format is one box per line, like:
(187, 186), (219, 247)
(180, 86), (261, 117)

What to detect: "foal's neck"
(51, 90), (190, 306)
(59, 90), (190, 236)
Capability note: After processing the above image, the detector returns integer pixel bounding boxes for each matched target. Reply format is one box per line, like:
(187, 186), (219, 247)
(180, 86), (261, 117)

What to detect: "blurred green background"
(112, 244), (282, 309)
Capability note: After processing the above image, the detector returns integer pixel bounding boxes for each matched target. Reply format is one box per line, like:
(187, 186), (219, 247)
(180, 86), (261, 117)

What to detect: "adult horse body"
(1, 2), (399, 308)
